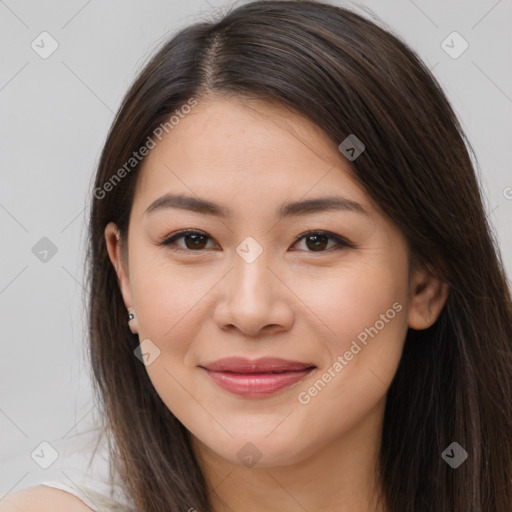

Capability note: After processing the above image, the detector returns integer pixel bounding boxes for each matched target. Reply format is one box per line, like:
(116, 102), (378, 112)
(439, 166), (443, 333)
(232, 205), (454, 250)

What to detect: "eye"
(160, 230), (217, 252)
(291, 230), (353, 252)
(159, 229), (353, 253)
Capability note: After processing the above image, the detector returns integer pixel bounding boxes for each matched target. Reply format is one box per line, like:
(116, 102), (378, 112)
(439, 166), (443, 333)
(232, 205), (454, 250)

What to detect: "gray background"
(1, 0), (511, 497)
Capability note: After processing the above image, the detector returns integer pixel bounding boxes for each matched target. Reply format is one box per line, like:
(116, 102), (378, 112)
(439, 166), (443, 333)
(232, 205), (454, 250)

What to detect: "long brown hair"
(86, 1), (512, 510)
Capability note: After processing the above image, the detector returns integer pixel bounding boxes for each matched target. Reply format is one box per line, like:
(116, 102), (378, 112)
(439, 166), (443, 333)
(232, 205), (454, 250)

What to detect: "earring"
(426, 302), (431, 324)
(128, 310), (135, 322)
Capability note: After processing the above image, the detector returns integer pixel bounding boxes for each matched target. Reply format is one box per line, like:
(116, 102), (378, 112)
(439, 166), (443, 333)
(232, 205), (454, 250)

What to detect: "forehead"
(132, 97), (373, 219)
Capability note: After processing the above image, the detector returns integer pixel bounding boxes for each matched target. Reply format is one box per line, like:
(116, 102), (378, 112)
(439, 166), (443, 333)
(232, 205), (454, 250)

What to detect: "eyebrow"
(144, 192), (368, 219)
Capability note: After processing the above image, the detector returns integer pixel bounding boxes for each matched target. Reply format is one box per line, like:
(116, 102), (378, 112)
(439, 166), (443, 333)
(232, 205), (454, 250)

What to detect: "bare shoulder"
(0, 485), (95, 512)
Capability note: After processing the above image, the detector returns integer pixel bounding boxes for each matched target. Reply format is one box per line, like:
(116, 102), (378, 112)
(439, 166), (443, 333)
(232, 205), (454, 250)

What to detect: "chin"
(194, 422), (324, 469)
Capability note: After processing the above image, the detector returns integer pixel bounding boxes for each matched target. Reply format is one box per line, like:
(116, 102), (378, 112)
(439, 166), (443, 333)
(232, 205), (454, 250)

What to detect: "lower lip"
(202, 368), (315, 397)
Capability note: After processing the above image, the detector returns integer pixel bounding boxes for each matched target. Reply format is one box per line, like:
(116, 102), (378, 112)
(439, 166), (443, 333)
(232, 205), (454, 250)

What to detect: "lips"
(199, 357), (316, 397)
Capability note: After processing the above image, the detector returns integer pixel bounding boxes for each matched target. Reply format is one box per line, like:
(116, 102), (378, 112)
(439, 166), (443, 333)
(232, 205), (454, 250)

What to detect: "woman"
(4, 1), (511, 511)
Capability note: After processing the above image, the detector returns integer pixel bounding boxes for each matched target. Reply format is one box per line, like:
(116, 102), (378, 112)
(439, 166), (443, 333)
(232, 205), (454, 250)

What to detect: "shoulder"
(0, 485), (95, 512)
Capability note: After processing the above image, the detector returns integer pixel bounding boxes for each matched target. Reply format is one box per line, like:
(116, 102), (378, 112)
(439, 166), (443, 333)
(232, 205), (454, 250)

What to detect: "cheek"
(289, 260), (408, 440)
(297, 258), (410, 417)
(130, 258), (209, 427)
(130, 252), (214, 343)
(294, 256), (407, 349)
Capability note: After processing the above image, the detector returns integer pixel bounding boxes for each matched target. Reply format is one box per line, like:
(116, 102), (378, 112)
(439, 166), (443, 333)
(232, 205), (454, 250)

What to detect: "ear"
(407, 262), (449, 330)
(104, 222), (138, 334)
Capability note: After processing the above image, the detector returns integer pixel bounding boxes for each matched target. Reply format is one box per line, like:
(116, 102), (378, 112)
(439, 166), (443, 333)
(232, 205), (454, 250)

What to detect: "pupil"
(307, 235), (327, 251)
(187, 234), (206, 250)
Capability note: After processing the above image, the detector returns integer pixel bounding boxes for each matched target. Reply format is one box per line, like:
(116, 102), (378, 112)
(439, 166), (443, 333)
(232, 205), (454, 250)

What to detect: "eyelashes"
(159, 229), (355, 254)
(160, 230), (216, 252)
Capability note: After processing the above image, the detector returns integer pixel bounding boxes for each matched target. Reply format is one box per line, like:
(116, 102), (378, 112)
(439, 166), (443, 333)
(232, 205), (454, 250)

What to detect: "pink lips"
(200, 357), (316, 397)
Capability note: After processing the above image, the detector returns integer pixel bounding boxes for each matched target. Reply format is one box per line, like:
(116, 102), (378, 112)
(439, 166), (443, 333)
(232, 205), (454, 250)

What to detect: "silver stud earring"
(128, 311), (135, 322)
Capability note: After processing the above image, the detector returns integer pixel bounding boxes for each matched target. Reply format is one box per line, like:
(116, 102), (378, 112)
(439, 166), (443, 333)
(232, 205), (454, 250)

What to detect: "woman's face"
(105, 97), (446, 469)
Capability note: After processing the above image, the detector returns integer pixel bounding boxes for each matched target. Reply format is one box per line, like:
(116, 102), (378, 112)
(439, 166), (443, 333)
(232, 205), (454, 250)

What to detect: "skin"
(105, 96), (449, 512)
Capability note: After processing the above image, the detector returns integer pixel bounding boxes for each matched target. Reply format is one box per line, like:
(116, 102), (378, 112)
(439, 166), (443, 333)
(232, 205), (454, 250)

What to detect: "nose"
(212, 252), (295, 337)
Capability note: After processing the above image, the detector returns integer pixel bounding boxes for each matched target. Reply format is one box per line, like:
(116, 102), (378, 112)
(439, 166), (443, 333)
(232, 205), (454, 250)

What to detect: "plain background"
(1, 0), (511, 498)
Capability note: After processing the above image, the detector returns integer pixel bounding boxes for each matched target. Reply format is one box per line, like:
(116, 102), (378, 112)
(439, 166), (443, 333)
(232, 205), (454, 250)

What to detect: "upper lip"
(200, 357), (316, 373)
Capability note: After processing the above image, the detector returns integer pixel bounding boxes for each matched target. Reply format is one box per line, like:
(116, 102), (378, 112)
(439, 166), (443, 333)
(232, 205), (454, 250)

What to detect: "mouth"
(199, 357), (316, 397)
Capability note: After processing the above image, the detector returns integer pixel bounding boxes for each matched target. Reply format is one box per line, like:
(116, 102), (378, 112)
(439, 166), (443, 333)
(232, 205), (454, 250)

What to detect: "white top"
(40, 480), (136, 512)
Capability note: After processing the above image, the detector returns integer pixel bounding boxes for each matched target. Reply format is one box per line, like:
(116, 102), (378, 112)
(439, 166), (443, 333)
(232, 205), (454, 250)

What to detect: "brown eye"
(291, 231), (352, 252)
(182, 233), (208, 250)
(160, 229), (353, 254)
(160, 230), (216, 251)
(303, 233), (330, 251)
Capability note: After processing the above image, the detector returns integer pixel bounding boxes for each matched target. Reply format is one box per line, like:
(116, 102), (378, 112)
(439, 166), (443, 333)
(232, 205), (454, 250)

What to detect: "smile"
(199, 357), (316, 397)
